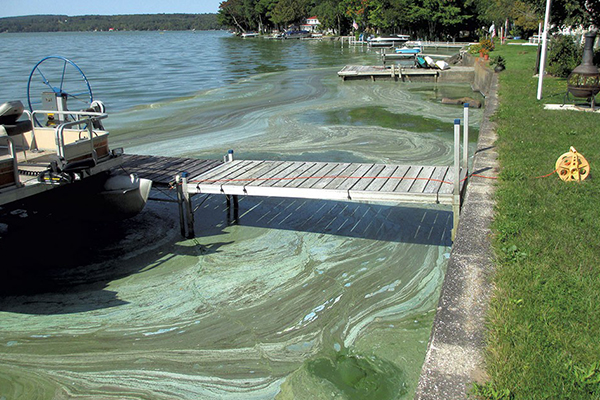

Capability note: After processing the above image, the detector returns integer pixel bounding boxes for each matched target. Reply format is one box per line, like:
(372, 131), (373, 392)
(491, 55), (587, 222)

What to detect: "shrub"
(547, 34), (581, 77)
(468, 43), (482, 55)
(480, 38), (495, 51)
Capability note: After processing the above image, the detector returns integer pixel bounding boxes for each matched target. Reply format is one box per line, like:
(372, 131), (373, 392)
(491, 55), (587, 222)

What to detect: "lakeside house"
(300, 16), (320, 33)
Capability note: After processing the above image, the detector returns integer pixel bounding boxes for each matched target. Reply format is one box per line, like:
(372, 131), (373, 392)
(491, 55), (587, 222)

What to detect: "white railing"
(24, 109), (108, 160)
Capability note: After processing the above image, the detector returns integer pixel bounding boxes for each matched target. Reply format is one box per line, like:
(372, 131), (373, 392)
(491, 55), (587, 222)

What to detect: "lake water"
(0, 31), (482, 399)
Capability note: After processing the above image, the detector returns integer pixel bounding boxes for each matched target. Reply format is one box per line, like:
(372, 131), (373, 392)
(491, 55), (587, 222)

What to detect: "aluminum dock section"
(121, 118), (471, 239)
(188, 160), (466, 206)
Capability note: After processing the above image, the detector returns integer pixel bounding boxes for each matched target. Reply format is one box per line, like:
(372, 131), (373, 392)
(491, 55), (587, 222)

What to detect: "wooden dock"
(338, 65), (439, 81)
(119, 155), (466, 205)
(188, 160), (465, 205)
(120, 154), (222, 187)
(338, 65), (474, 83)
(120, 118), (471, 239)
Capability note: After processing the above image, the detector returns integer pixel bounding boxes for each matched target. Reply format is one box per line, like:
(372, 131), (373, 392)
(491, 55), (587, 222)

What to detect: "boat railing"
(0, 134), (22, 189)
(24, 109), (109, 162)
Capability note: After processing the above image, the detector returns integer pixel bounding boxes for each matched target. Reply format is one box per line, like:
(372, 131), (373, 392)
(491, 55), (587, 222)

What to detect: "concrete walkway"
(415, 71), (500, 399)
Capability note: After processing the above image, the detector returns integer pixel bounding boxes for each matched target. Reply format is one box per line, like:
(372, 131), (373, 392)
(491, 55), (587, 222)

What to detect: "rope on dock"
(191, 169), (559, 187)
(191, 174), (462, 186)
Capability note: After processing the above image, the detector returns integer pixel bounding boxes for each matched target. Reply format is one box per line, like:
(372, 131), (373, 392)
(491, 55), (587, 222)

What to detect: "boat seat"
(0, 101), (33, 137)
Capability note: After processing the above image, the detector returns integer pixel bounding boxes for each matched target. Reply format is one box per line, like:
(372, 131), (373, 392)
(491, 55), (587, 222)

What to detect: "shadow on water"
(207, 195), (453, 247)
(0, 185), (231, 314)
(0, 188), (451, 315)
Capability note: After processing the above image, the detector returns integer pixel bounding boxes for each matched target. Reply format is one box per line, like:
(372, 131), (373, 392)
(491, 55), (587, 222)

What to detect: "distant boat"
(241, 32), (259, 38)
(367, 34), (410, 47)
(395, 47), (421, 55)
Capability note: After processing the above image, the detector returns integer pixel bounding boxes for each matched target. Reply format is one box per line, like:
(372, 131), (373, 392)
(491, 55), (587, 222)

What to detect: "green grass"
(475, 44), (600, 399)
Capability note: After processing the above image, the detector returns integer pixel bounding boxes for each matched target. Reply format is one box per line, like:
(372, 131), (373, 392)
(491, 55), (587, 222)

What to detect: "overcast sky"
(0, 0), (222, 18)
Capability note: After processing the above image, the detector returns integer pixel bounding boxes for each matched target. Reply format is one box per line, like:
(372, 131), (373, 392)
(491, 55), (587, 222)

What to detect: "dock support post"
(176, 174), (186, 237)
(182, 172), (195, 238)
(452, 118), (461, 241)
(225, 150), (239, 220)
(463, 103), (469, 172)
(176, 172), (195, 238)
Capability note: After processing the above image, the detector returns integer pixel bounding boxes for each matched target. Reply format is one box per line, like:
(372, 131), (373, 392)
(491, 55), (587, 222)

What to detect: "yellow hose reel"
(555, 146), (590, 182)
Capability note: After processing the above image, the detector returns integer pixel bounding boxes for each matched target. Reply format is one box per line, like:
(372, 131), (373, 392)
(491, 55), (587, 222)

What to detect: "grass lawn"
(475, 43), (600, 399)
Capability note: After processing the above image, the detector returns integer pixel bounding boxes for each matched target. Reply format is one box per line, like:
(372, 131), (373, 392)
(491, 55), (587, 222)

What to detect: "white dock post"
(452, 118), (461, 241)
(181, 171), (195, 238)
(462, 103), (469, 172)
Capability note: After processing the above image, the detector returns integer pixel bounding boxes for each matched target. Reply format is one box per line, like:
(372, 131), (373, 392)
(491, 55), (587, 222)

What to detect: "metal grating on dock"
(187, 160), (466, 205)
(121, 154), (222, 187)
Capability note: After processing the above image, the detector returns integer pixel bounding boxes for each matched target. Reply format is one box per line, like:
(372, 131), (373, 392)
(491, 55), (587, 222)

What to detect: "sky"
(0, 0), (222, 18)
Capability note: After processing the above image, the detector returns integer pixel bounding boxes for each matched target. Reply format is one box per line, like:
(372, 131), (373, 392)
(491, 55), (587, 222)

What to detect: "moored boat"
(283, 30), (311, 39)
(0, 56), (151, 218)
(395, 46), (421, 55)
(367, 34), (410, 47)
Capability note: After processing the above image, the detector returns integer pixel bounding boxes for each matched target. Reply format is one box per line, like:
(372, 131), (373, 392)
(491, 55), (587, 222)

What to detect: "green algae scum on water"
(306, 351), (407, 399)
(0, 31), (482, 399)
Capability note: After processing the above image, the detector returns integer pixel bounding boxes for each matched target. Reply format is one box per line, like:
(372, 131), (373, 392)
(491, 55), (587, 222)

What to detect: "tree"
(255, 0), (279, 31)
(581, 0), (600, 27)
(218, 0), (249, 32)
(314, 0), (351, 34)
(270, 0), (309, 27)
(411, 0), (470, 39)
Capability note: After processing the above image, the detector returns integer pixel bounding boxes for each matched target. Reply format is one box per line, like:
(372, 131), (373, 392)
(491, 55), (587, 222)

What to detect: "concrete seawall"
(415, 58), (499, 399)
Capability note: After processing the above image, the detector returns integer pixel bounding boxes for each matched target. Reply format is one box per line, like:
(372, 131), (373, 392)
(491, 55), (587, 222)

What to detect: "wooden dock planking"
(121, 155), (222, 187)
(379, 165), (410, 193)
(321, 164), (363, 190)
(351, 164), (387, 192)
(257, 162), (306, 187)
(297, 163), (339, 189)
(271, 162), (314, 188)
(364, 164), (398, 192)
(395, 166), (422, 193)
(190, 160), (466, 206)
(120, 156), (466, 206)
(423, 167), (449, 194)
(311, 163), (353, 190)
(288, 162), (327, 188)
(409, 166), (436, 193)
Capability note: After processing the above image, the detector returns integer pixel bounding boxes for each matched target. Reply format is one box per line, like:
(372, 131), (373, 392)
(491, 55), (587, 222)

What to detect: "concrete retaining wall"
(414, 65), (499, 399)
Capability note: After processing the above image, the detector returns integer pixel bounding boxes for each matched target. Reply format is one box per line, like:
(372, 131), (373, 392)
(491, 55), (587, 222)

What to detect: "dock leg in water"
(176, 172), (195, 238)
(225, 149), (239, 223)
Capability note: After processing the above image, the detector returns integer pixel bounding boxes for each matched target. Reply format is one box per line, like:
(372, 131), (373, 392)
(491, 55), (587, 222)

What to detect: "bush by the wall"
(546, 34), (581, 77)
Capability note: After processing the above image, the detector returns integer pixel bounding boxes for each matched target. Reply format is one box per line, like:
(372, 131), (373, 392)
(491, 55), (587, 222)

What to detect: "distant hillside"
(0, 14), (222, 32)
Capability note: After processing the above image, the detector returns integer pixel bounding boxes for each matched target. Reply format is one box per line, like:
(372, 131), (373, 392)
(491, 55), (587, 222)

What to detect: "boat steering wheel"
(27, 56), (94, 126)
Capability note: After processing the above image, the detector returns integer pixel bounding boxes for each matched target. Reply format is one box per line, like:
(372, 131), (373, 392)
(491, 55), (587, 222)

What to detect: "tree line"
(218, 0), (599, 39)
(0, 14), (222, 33)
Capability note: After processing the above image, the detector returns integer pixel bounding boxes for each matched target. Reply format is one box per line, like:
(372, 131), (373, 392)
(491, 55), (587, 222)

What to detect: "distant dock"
(337, 65), (475, 83)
